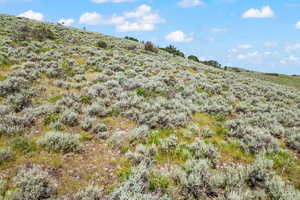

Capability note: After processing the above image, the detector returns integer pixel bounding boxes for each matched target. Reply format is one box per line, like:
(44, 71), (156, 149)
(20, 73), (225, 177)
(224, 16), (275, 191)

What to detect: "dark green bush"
(0, 51), (11, 66)
(96, 41), (108, 49)
(161, 45), (185, 57)
(125, 36), (139, 42)
(188, 55), (200, 62)
(200, 60), (222, 68)
(144, 41), (158, 53)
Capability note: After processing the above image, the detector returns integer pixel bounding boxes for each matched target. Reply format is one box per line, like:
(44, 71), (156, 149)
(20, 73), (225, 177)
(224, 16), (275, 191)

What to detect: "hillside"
(227, 67), (300, 90)
(0, 14), (300, 200)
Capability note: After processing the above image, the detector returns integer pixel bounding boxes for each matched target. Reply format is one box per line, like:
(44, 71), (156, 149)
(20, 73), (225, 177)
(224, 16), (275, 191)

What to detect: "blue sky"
(1, 0), (300, 74)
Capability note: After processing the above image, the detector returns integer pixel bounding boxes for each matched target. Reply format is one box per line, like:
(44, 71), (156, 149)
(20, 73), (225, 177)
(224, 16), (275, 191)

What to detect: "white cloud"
(280, 55), (299, 64)
(285, 43), (300, 51)
(242, 6), (274, 19)
(211, 28), (228, 34)
(109, 4), (165, 32)
(264, 42), (278, 47)
(237, 51), (258, 60)
(228, 48), (237, 53)
(165, 30), (193, 43)
(238, 44), (252, 49)
(79, 12), (102, 25)
(178, 0), (204, 8)
(58, 18), (74, 26)
(124, 4), (151, 18)
(264, 51), (272, 55)
(78, 5), (164, 32)
(92, 0), (134, 3)
(18, 10), (44, 21)
(296, 21), (300, 29)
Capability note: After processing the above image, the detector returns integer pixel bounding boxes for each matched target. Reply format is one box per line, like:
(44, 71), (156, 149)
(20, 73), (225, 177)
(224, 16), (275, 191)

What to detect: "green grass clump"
(117, 166), (132, 182)
(11, 137), (37, 154)
(267, 151), (300, 189)
(44, 112), (60, 125)
(149, 172), (170, 193)
(81, 94), (91, 104)
(48, 95), (62, 103)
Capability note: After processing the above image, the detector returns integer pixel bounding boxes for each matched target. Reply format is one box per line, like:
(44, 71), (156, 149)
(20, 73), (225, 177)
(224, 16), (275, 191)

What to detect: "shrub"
(32, 25), (56, 41)
(200, 60), (222, 68)
(161, 45), (184, 57)
(188, 55), (200, 62)
(60, 109), (79, 127)
(92, 123), (108, 134)
(96, 41), (108, 49)
(74, 185), (102, 200)
(247, 155), (274, 188)
(125, 36), (139, 42)
(0, 148), (14, 164)
(202, 127), (214, 138)
(126, 144), (157, 165)
(266, 175), (300, 199)
(38, 131), (81, 153)
(285, 133), (300, 153)
(80, 117), (96, 131)
(173, 159), (219, 199)
(12, 165), (57, 200)
(15, 25), (55, 41)
(144, 41), (158, 53)
(160, 135), (178, 153)
(187, 123), (200, 134)
(8, 93), (32, 112)
(129, 125), (149, 141)
(188, 139), (219, 167)
(110, 162), (170, 200)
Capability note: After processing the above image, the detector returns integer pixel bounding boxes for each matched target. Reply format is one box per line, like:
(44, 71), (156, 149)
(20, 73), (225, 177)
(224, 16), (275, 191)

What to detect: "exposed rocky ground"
(0, 14), (300, 199)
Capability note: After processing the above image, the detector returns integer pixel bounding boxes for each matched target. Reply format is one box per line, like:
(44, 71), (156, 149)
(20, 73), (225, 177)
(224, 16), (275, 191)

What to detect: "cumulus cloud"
(177, 0), (204, 8)
(165, 30), (193, 43)
(109, 4), (165, 32)
(242, 6), (274, 18)
(79, 12), (102, 25)
(18, 10), (44, 21)
(296, 21), (300, 29)
(58, 18), (74, 26)
(79, 5), (164, 32)
(92, 0), (134, 3)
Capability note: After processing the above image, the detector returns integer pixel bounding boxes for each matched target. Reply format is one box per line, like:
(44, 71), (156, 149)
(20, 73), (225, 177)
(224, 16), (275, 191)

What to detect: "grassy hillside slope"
(228, 67), (300, 90)
(0, 14), (300, 199)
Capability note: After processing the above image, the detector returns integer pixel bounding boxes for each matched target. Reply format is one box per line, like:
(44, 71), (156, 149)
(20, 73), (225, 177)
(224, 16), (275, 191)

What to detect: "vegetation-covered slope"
(227, 67), (300, 90)
(0, 14), (300, 199)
